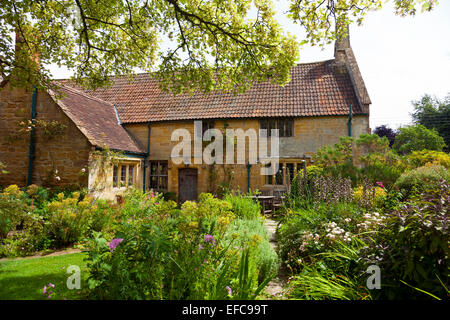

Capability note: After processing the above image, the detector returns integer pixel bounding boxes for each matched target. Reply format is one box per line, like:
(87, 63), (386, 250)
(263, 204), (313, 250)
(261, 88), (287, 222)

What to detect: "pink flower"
(376, 181), (384, 189)
(109, 238), (124, 253)
(43, 285), (47, 294)
(204, 234), (215, 245)
(226, 286), (232, 296)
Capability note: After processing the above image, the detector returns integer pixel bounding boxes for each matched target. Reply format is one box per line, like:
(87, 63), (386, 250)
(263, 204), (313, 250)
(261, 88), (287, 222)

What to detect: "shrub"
(353, 185), (387, 209)
(288, 173), (353, 210)
(406, 150), (450, 169)
(364, 181), (449, 299)
(393, 124), (446, 154)
(224, 192), (261, 220)
(287, 241), (372, 300)
(313, 136), (359, 183)
(86, 193), (274, 300)
(45, 192), (92, 246)
(356, 134), (406, 187)
(0, 212), (49, 258)
(394, 164), (449, 196)
(224, 218), (279, 283)
(0, 188), (28, 239)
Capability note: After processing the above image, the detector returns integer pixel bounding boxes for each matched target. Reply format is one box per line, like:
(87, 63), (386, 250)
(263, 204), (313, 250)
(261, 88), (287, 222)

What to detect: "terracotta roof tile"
(61, 60), (364, 124)
(49, 85), (145, 154)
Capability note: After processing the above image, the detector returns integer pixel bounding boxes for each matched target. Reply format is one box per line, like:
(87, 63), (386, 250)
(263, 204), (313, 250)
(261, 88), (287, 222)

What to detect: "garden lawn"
(0, 252), (88, 300)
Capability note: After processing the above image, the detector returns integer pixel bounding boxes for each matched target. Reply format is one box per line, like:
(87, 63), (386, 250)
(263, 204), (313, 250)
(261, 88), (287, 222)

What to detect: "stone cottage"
(0, 32), (371, 201)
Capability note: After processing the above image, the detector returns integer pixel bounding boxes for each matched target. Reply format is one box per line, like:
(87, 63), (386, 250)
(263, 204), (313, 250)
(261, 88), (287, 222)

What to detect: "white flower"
(55, 176), (61, 181)
(81, 168), (86, 173)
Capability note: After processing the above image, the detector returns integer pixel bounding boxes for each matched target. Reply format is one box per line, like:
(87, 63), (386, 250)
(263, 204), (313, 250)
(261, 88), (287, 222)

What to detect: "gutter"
(347, 104), (353, 137)
(27, 87), (37, 186)
(93, 146), (146, 158)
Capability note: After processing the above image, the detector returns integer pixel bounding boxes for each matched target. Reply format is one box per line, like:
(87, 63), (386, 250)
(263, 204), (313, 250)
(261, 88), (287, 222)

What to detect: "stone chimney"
(333, 20), (371, 114)
(334, 19), (350, 65)
(15, 30), (40, 70)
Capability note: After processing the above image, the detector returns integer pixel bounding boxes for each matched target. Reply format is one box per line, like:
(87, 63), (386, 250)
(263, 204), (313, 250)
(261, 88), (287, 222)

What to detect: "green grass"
(0, 252), (88, 300)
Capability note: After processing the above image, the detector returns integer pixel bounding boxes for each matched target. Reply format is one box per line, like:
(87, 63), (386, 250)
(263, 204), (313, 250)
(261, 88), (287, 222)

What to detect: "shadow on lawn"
(0, 253), (89, 300)
(0, 272), (88, 300)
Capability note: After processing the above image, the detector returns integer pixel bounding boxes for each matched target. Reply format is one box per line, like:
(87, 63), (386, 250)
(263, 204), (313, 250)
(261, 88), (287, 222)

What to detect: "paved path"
(0, 248), (82, 262)
(264, 217), (289, 299)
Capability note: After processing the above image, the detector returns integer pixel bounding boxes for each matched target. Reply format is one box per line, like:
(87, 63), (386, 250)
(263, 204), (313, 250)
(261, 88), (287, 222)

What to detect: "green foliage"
(1, 0), (436, 93)
(412, 94), (450, 151)
(287, 240), (372, 300)
(224, 192), (261, 220)
(393, 124), (446, 154)
(406, 150), (450, 169)
(288, 173), (353, 210)
(357, 134), (406, 187)
(394, 164), (449, 196)
(0, 252), (89, 300)
(45, 192), (93, 246)
(0, 193), (27, 240)
(365, 181), (449, 299)
(224, 218), (279, 284)
(85, 191), (274, 300)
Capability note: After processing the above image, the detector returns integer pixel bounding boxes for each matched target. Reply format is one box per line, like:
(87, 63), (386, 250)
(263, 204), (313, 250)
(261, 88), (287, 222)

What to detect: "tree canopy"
(393, 124), (446, 155)
(411, 93), (450, 151)
(373, 125), (398, 148)
(0, 0), (438, 93)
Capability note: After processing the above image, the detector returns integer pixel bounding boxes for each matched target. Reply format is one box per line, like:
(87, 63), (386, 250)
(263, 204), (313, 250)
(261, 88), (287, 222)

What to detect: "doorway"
(178, 168), (198, 203)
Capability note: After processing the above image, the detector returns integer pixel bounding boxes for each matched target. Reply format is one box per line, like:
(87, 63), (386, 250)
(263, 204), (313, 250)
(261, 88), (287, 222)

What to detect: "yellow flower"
(2, 184), (23, 197)
(57, 192), (65, 200)
(250, 234), (262, 247)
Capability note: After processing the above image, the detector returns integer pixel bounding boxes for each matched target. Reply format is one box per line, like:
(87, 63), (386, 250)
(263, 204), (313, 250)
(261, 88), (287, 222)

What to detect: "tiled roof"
(61, 60), (365, 124)
(49, 85), (145, 154)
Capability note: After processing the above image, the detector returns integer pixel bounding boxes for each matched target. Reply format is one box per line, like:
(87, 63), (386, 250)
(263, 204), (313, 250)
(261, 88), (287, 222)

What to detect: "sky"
(49, 1), (450, 131)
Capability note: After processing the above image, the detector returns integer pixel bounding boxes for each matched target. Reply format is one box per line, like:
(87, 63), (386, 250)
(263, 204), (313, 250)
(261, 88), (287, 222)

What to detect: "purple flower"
(48, 283), (55, 288)
(109, 238), (124, 253)
(226, 286), (232, 296)
(204, 234), (215, 245)
(43, 285), (47, 294)
(198, 244), (204, 250)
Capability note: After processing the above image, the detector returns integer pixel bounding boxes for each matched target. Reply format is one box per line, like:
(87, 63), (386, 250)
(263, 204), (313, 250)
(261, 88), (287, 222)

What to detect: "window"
(113, 163), (137, 188)
(120, 166), (127, 187)
(113, 165), (119, 188)
(264, 162), (305, 185)
(128, 166), (134, 186)
(196, 120), (215, 138)
(203, 121), (214, 137)
(275, 165), (284, 185)
(286, 163), (295, 183)
(149, 161), (168, 191)
(260, 119), (293, 137)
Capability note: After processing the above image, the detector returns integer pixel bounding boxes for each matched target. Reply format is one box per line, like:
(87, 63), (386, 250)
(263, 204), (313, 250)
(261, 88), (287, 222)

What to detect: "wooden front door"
(178, 168), (198, 203)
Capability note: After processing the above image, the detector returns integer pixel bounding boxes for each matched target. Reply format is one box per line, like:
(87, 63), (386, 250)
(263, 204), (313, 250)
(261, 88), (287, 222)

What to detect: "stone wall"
(0, 83), (91, 188)
(123, 115), (370, 197)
